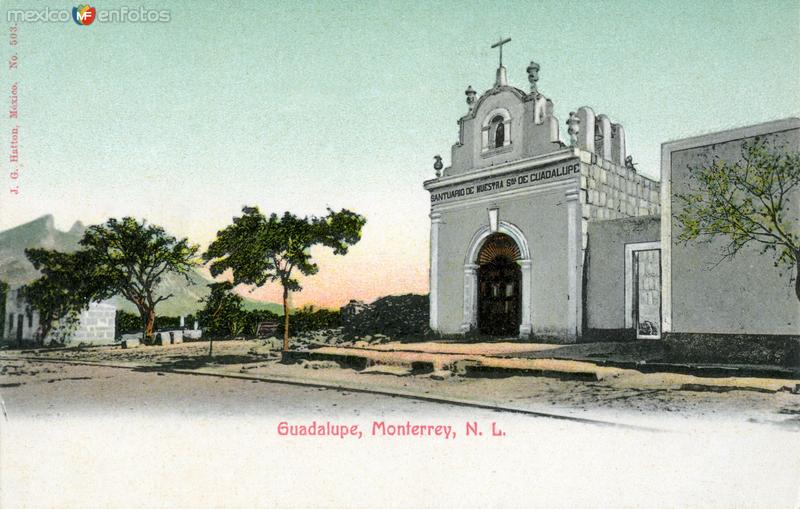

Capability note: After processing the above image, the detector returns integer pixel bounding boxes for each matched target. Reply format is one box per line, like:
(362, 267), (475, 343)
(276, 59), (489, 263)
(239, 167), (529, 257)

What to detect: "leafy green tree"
(80, 217), (199, 341)
(23, 249), (105, 344)
(197, 281), (245, 356)
(203, 206), (366, 352)
(676, 138), (800, 300)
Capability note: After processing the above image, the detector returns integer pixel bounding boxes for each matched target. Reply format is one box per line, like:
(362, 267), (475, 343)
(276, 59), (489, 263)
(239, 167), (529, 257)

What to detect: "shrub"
(246, 309), (281, 336)
(154, 315), (182, 331)
(115, 310), (140, 336)
(289, 306), (341, 336)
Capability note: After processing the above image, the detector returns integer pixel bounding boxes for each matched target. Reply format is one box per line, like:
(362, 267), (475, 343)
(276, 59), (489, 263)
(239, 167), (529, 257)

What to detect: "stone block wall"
(70, 303), (116, 345)
(578, 150), (660, 252)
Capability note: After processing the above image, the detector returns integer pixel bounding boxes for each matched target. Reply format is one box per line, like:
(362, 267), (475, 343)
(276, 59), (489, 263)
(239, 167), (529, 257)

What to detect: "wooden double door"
(477, 256), (521, 336)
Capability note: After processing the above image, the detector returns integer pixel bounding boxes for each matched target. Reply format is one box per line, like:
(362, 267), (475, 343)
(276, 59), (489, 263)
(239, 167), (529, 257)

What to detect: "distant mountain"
(0, 215), (282, 316)
(0, 215), (82, 287)
(242, 299), (284, 314)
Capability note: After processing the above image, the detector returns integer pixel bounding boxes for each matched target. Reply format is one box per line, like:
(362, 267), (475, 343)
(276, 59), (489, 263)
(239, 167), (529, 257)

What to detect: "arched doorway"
(477, 233), (521, 336)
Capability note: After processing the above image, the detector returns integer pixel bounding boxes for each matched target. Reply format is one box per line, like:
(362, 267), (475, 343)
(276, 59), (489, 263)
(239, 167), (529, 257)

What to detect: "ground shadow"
(132, 354), (274, 372)
(511, 341), (667, 362)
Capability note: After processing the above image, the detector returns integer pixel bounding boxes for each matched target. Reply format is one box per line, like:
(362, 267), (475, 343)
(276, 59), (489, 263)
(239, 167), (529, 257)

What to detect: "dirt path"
(3, 341), (799, 429)
(2, 356), (800, 509)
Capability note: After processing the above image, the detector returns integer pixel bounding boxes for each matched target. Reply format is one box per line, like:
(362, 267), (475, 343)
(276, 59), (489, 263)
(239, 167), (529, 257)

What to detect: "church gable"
(448, 60), (564, 176)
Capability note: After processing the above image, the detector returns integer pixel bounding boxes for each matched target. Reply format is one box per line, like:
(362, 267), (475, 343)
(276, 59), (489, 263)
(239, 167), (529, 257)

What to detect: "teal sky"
(1, 0), (798, 306)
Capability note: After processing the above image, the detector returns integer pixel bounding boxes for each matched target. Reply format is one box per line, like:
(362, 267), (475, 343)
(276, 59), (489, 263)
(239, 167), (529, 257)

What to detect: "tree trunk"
(208, 336), (213, 357)
(143, 308), (156, 343)
(39, 319), (52, 347)
(795, 251), (800, 302)
(282, 286), (290, 353)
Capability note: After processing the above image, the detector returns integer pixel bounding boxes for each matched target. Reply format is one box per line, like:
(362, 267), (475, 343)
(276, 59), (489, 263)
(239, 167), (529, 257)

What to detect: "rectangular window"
(8, 313), (13, 331)
(28, 312), (33, 328)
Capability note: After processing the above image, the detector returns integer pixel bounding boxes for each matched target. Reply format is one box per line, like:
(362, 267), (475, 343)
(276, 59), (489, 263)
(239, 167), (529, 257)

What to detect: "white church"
(425, 40), (799, 365)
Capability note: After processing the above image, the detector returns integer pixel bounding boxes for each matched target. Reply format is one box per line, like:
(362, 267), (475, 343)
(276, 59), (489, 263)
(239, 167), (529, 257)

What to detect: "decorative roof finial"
(527, 60), (540, 94)
(433, 155), (443, 177)
(567, 111), (581, 146)
(625, 155), (637, 173)
(465, 85), (476, 111)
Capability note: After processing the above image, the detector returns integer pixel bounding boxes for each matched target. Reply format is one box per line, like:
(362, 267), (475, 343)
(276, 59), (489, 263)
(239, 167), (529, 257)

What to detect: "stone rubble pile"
(244, 325), (402, 354)
(340, 294), (430, 339)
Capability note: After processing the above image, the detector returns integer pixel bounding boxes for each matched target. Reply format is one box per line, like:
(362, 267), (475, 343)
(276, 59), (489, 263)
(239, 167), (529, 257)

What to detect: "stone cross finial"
(567, 112), (581, 146)
(465, 85), (476, 111)
(526, 60), (540, 94)
(433, 155), (443, 177)
(491, 37), (512, 67)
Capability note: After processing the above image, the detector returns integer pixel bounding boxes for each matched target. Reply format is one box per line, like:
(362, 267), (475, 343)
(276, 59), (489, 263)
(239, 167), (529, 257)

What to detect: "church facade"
(424, 56), (659, 343)
(424, 46), (798, 365)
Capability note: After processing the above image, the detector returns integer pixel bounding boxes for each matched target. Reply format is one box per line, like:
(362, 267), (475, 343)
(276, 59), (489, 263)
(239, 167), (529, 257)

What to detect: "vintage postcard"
(0, 1), (799, 508)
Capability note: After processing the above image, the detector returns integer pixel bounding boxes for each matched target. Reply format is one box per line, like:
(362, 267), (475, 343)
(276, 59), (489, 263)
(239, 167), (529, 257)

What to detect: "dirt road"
(1, 357), (800, 508)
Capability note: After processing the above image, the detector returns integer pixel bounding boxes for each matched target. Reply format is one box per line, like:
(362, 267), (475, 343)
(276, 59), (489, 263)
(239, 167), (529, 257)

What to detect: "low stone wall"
(664, 333), (800, 367)
(69, 303), (116, 345)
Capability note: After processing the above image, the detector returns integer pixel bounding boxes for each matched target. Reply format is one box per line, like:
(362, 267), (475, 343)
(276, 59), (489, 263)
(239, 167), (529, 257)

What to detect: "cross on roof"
(491, 37), (512, 67)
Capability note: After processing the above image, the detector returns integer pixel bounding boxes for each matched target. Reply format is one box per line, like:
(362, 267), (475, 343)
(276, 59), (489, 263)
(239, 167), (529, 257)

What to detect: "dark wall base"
(664, 332), (800, 367)
(581, 328), (636, 343)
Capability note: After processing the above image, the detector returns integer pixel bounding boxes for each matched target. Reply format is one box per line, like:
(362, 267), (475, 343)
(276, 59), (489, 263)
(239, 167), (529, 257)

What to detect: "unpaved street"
(4, 341), (799, 428)
(1, 357), (800, 508)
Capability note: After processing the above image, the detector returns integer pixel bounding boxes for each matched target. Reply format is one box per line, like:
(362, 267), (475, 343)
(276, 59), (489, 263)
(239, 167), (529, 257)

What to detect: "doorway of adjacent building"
(632, 249), (661, 339)
(477, 233), (521, 336)
(16, 313), (23, 342)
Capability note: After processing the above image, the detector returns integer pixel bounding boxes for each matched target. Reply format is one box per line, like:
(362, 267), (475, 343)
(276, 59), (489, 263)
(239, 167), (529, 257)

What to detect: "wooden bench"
(256, 320), (280, 338)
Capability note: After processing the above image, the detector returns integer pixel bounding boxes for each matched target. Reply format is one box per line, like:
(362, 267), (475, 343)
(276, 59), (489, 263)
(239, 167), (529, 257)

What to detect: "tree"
(196, 281), (245, 357)
(80, 217), (199, 341)
(203, 206), (366, 353)
(23, 249), (105, 344)
(675, 138), (800, 300)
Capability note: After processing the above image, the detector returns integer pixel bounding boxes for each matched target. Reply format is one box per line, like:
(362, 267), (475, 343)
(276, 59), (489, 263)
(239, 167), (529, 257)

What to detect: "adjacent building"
(660, 118), (799, 364)
(3, 287), (116, 345)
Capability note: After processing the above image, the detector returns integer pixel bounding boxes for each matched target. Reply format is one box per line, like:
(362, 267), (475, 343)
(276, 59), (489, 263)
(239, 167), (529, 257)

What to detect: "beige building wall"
(661, 118), (800, 337)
